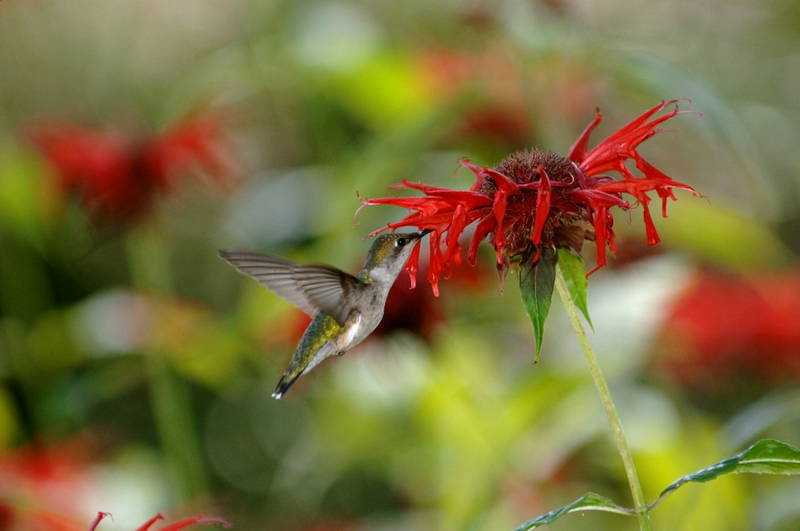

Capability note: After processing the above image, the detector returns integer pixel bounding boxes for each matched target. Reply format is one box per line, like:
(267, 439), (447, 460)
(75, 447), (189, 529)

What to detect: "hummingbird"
(218, 229), (431, 399)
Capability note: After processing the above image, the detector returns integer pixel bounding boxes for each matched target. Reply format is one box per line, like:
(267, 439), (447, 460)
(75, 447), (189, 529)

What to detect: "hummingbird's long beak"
(418, 228), (434, 237)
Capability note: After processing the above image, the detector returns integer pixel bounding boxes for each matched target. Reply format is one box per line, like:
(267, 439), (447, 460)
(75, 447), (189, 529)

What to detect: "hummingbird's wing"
(217, 250), (360, 326)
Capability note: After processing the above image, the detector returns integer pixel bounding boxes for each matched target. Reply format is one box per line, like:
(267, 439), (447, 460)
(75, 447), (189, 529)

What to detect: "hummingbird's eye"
(395, 237), (407, 247)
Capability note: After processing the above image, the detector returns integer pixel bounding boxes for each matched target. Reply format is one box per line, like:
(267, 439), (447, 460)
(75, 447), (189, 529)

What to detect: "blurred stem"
(126, 223), (172, 293)
(126, 224), (209, 501)
(145, 352), (209, 500)
(554, 265), (652, 531)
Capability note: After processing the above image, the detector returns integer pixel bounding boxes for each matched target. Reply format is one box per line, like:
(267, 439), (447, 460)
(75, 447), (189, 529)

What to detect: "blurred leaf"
(724, 388), (800, 448)
(651, 439), (800, 511)
(519, 247), (556, 362)
(0, 243), (52, 321)
(555, 247), (592, 329)
(26, 311), (82, 375)
(0, 386), (21, 446)
(333, 50), (439, 131)
(0, 147), (57, 248)
(654, 199), (791, 271)
(515, 492), (631, 530)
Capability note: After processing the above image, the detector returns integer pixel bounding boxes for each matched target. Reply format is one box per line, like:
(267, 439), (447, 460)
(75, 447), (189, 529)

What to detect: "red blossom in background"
(0, 440), (95, 531)
(654, 268), (800, 394)
(88, 512), (231, 531)
(29, 113), (238, 223)
(0, 441), (232, 531)
(363, 100), (701, 295)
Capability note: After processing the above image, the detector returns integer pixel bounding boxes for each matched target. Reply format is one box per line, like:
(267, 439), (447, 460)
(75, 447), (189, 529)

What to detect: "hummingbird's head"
(362, 230), (431, 283)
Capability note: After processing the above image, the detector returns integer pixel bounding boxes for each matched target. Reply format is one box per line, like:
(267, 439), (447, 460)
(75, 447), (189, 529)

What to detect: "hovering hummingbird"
(218, 229), (431, 399)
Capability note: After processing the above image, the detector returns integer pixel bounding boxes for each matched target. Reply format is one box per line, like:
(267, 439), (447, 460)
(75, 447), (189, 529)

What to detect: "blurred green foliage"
(1, 0), (800, 530)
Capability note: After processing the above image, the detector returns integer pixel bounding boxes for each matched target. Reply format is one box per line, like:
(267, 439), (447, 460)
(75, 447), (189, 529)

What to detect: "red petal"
(588, 208), (612, 275)
(405, 239), (423, 289)
(459, 159), (488, 190)
(469, 215), (496, 265)
(158, 515), (232, 531)
(568, 108), (603, 164)
(640, 199), (661, 245)
(484, 168), (521, 263)
(88, 512), (112, 531)
(569, 189), (628, 210)
(579, 100), (689, 178)
(445, 204), (467, 263)
(427, 232), (444, 297)
(531, 165), (551, 249)
(135, 514), (166, 531)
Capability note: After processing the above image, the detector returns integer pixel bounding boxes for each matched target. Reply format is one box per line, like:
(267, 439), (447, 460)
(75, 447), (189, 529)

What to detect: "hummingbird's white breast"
(343, 313), (363, 348)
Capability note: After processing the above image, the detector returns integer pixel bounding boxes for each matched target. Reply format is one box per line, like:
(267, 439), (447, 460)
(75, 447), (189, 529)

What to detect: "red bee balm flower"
(363, 100), (701, 355)
(30, 113), (238, 223)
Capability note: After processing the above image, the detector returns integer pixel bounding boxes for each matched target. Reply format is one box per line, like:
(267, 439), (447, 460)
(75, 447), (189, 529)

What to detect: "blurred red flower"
(654, 268), (800, 390)
(0, 441), (95, 531)
(363, 100), (701, 295)
(29, 113), (238, 223)
(0, 440), (231, 531)
(88, 512), (230, 531)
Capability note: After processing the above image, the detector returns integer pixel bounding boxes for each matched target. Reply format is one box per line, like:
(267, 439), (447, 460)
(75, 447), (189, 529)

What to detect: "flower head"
(363, 100), (701, 295)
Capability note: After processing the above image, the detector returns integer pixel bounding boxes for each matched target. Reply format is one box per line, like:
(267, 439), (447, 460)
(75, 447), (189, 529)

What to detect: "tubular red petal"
(460, 159), (488, 190)
(589, 208), (611, 274)
(531, 165), (551, 248)
(88, 512), (112, 531)
(483, 168), (522, 194)
(469, 215), (496, 265)
(492, 199), (508, 262)
(135, 514), (166, 531)
(405, 239), (423, 289)
(592, 100), (678, 149)
(427, 232), (444, 297)
(426, 190), (493, 208)
(569, 189), (628, 210)
(568, 108), (603, 164)
(579, 101), (688, 178)
(594, 178), (698, 199)
(445, 204), (467, 263)
(159, 515), (232, 531)
(367, 225), (393, 238)
(485, 169), (521, 263)
(641, 201), (661, 245)
(633, 152), (673, 181)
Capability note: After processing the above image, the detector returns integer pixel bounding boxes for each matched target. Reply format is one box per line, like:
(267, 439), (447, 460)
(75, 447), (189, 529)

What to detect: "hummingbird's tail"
(272, 371), (302, 399)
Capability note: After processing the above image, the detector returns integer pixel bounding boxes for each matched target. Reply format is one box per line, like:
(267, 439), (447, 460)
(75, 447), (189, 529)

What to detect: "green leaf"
(519, 247), (557, 362)
(651, 439), (800, 510)
(515, 492), (632, 530)
(556, 247), (592, 329)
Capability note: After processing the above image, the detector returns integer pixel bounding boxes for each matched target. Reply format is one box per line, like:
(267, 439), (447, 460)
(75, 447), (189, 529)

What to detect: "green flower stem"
(126, 224), (209, 500)
(554, 264), (652, 531)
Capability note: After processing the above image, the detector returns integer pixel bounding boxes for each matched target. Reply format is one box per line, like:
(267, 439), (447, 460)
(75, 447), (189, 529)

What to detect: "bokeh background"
(1, 0), (800, 529)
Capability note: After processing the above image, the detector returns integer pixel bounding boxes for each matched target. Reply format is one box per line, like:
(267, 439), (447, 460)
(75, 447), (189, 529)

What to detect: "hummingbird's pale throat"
(219, 229), (431, 398)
